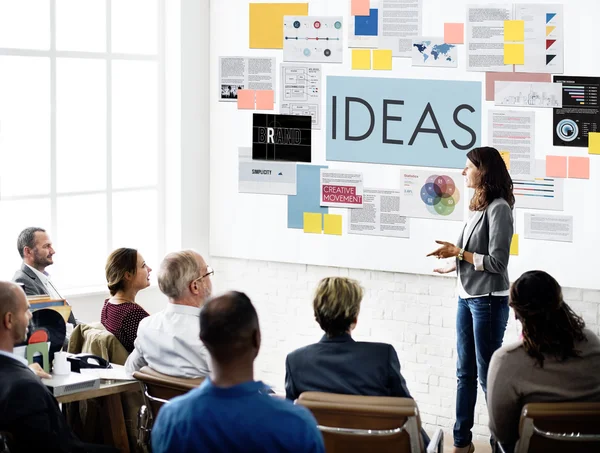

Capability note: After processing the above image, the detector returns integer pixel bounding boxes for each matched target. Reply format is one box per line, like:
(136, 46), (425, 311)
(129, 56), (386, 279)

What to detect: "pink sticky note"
(546, 156), (567, 178)
(568, 156), (590, 179)
(255, 90), (275, 110)
(444, 23), (464, 44)
(351, 0), (370, 16)
(237, 89), (255, 109)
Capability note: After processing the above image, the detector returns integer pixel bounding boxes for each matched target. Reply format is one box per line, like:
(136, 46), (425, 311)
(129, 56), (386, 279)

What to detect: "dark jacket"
(12, 263), (76, 325)
(285, 333), (412, 401)
(0, 354), (84, 453)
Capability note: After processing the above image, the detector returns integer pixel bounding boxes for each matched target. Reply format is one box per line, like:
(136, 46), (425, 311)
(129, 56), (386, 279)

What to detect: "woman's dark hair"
(105, 248), (138, 296)
(510, 270), (587, 367)
(467, 146), (515, 211)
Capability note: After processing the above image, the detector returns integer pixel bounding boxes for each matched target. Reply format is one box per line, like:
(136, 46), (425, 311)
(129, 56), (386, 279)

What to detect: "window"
(0, 0), (166, 292)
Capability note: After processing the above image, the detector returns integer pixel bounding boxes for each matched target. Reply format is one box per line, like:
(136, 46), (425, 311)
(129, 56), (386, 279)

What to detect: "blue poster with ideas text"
(326, 76), (481, 169)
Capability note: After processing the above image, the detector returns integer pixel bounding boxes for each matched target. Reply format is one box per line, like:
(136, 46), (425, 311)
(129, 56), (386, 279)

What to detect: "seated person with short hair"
(101, 248), (151, 353)
(151, 291), (325, 453)
(0, 281), (115, 453)
(488, 270), (600, 452)
(285, 277), (429, 446)
(125, 250), (212, 378)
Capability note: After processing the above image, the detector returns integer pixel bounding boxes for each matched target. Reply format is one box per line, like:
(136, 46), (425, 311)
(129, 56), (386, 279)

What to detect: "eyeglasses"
(193, 266), (214, 284)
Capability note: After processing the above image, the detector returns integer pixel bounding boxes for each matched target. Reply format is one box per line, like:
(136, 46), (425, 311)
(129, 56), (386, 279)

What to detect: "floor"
(442, 437), (493, 453)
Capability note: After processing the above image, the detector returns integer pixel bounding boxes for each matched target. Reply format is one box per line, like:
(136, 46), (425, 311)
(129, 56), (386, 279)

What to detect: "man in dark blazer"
(0, 281), (113, 453)
(12, 227), (76, 325)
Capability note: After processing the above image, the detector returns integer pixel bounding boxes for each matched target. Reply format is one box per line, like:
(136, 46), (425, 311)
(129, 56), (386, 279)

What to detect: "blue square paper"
(287, 165), (328, 229)
(355, 9), (378, 36)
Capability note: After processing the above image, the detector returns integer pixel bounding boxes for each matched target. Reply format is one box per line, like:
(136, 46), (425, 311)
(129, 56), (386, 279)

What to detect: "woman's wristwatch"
(457, 248), (465, 261)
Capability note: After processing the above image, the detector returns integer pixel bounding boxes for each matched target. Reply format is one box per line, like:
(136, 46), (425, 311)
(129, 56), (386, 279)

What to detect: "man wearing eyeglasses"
(125, 250), (214, 378)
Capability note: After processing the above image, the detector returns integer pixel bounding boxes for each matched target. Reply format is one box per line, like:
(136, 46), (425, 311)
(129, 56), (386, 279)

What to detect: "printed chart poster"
(412, 37), (458, 68)
(219, 57), (275, 101)
(283, 16), (343, 63)
(349, 189), (409, 238)
(553, 76), (600, 148)
(252, 113), (312, 163)
(238, 148), (297, 195)
(280, 63), (322, 129)
(320, 169), (363, 208)
(513, 160), (564, 211)
(514, 4), (564, 74)
(399, 170), (464, 221)
(326, 76), (482, 169)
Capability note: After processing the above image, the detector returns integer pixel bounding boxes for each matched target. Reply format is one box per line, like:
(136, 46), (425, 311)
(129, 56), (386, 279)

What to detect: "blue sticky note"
(288, 165), (329, 229)
(355, 9), (378, 37)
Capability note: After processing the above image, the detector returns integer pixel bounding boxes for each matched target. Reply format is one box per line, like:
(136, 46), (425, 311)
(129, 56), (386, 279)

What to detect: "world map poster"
(412, 37), (458, 68)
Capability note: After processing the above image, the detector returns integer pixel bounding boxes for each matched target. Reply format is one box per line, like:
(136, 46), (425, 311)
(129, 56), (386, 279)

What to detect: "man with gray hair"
(125, 250), (213, 378)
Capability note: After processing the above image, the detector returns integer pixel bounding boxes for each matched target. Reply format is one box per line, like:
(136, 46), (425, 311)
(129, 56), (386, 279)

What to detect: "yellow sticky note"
(510, 234), (519, 256)
(500, 151), (510, 170)
(249, 3), (309, 49)
(504, 43), (524, 65)
(303, 213), (322, 234)
(589, 132), (600, 155)
(324, 214), (342, 235)
(504, 20), (525, 42)
(352, 49), (371, 70)
(373, 49), (392, 70)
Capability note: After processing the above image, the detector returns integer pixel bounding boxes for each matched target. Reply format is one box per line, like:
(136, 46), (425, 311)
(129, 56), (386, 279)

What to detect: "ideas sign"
(326, 76), (481, 169)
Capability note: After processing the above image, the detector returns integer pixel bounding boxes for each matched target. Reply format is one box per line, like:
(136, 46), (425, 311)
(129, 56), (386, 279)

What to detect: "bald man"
(0, 281), (115, 453)
(152, 291), (325, 453)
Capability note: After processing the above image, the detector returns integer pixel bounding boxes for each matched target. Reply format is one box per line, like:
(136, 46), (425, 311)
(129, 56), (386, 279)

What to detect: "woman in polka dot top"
(101, 248), (151, 353)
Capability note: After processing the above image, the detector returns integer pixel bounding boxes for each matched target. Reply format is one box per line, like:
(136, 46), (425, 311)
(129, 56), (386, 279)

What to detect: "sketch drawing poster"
(283, 16), (343, 63)
(348, 189), (409, 238)
(495, 81), (562, 108)
(219, 57), (275, 101)
(488, 109), (535, 179)
(412, 37), (458, 67)
(514, 3), (564, 74)
(399, 170), (464, 221)
(320, 169), (363, 208)
(378, 0), (422, 57)
(280, 63), (322, 129)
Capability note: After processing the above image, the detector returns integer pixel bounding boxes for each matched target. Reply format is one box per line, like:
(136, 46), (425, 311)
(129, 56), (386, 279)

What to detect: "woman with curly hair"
(487, 270), (600, 451)
(427, 146), (515, 453)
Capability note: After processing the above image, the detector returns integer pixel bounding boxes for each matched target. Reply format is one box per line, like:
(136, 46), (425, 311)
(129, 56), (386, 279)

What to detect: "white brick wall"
(210, 256), (600, 442)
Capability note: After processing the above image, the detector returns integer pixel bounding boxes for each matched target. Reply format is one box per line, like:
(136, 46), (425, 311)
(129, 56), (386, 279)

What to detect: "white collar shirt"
(26, 264), (62, 300)
(0, 349), (29, 367)
(125, 302), (211, 379)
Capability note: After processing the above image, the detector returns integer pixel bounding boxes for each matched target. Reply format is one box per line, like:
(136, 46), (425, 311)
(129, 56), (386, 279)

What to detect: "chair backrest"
(517, 402), (600, 453)
(296, 392), (424, 453)
(0, 431), (13, 453)
(132, 366), (204, 418)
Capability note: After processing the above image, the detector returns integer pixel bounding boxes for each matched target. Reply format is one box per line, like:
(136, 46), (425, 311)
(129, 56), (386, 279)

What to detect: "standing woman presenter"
(427, 146), (514, 453)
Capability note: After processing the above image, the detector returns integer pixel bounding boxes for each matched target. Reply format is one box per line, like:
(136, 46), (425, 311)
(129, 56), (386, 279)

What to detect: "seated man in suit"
(0, 281), (114, 453)
(12, 227), (76, 326)
(125, 250), (212, 378)
(285, 277), (429, 445)
(152, 291), (324, 453)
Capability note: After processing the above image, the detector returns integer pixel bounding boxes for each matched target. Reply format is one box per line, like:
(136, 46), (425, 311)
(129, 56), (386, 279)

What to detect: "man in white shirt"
(12, 227), (76, 327)
(125, 250), (213, 378)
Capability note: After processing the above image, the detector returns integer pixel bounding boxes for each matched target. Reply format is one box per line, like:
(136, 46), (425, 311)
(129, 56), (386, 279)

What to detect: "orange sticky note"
(444, 23), (464, 44)
(546, 156), (567, 178)
(589, 132), (600, 155)
(351, 0), (370, 16)
(568, 156), (590, 179)
(237, 89), (255, 109)
(255, 90), (274, 110)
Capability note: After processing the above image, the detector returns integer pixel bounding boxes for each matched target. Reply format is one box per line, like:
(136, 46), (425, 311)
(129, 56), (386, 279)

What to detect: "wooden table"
(57, 380), (140, 453)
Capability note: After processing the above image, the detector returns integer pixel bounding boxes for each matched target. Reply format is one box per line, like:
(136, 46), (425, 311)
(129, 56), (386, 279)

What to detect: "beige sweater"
(487, 328), (600, 446)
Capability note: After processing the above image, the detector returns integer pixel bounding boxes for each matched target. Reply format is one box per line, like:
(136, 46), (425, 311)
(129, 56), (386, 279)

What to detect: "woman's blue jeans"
(453, 296), (509, 448)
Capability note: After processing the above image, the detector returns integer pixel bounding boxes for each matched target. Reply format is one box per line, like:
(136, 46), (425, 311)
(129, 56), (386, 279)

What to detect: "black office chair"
(0, 432), (13, 453)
